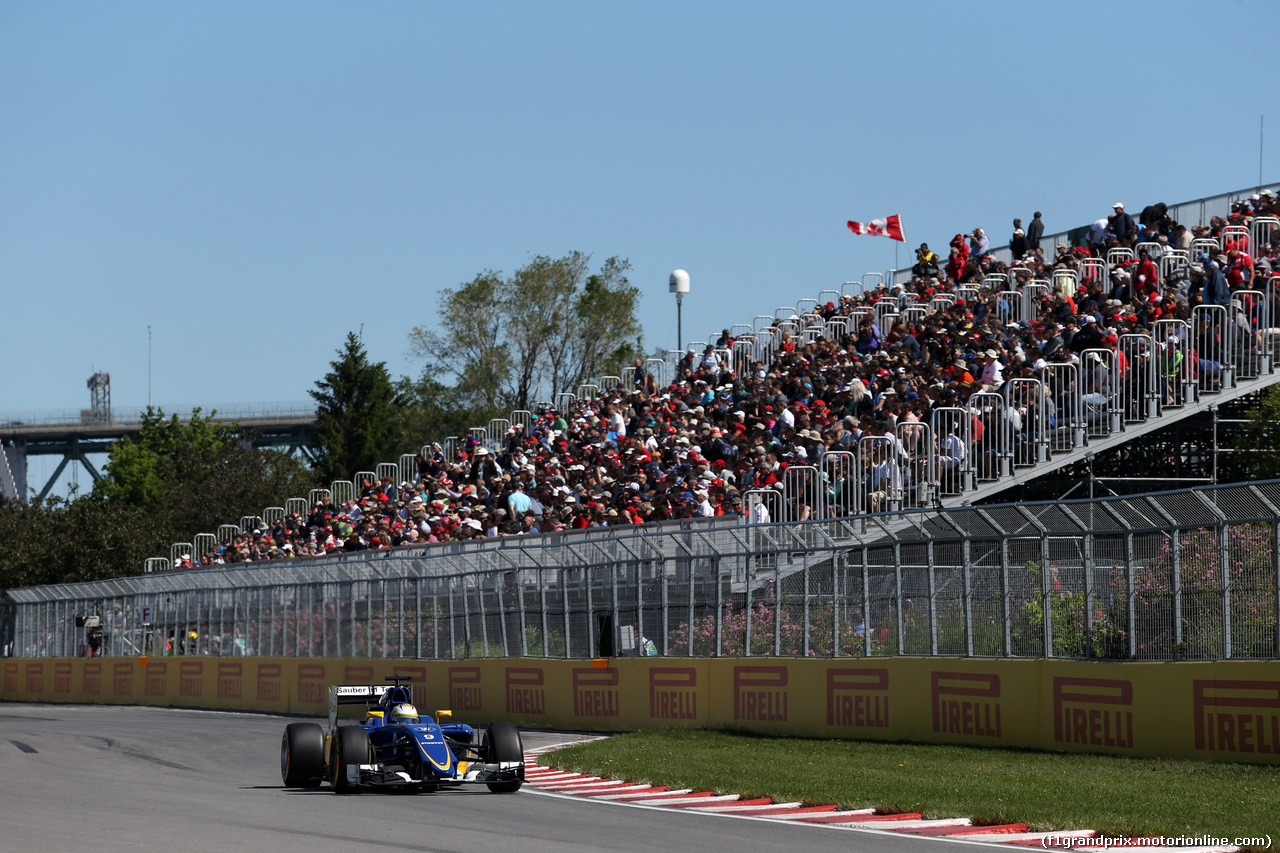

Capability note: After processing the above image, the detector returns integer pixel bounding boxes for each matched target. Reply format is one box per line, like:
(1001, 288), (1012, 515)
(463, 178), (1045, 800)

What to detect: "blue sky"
(3, 1), (1278, 493)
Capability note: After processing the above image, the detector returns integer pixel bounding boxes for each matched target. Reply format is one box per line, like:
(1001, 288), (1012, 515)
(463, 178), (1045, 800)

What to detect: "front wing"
(335, 757), (524, 788)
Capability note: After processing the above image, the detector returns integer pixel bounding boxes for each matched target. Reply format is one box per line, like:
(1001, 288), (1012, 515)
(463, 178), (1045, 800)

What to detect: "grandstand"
(145, 183), (1280, 578)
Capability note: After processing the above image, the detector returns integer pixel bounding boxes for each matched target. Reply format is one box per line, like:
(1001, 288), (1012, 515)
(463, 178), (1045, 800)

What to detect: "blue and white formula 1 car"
(280, 675), (525, 794)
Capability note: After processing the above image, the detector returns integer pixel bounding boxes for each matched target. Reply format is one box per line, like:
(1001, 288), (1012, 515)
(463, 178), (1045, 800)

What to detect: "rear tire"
(484, 723), (524, 793)
(330, 726), (370, 794)
(281, 723), (325, 788)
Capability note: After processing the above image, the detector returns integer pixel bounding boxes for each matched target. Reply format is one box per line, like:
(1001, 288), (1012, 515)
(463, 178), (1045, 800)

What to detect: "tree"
(1240, 385), (1280, 478)
(390, 372), (502, 456)
(310, 332), (399, 484)
(407, 273), (510, 412)
(0, 494), (162, 590)
(0, 408), (317, 588)
(407, 253), (642, 411)
(95, 406), (316, 546)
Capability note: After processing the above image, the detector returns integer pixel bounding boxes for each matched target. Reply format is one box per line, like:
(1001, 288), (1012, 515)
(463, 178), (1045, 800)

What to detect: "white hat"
(1113, 202), (1125, 209)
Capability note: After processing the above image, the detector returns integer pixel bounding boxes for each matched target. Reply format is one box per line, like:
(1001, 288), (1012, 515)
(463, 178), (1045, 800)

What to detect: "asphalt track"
(0, 703), (995, 853)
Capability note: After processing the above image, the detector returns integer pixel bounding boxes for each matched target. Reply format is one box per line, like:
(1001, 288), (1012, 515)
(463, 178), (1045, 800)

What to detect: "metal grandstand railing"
(884, 182), (1280, 287)
(5, 480), (1279, 662)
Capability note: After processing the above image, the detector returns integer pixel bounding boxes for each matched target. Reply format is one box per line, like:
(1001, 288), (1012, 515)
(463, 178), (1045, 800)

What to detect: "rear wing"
(327, 680), (414, 729)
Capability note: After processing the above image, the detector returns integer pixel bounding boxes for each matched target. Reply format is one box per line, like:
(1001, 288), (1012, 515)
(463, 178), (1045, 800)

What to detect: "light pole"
(669, 269), (690, 351)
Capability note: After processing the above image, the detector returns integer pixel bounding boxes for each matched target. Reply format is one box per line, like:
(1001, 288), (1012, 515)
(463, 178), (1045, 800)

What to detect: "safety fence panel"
(1023, 281), (1049, 321)
(1107, 247), (1134, 268)
(930, 407), (973, 496)
(1053, 268), (1079, 297)
(1042, 361), (1082, 452)
(1161, 249), (1189, 282)
(968, 391), (1011, 482)
(894, 421), (936, 510)
(1250, 216), (1280, 255)
(998, 290), (1022, 325)
(1119, 334), (1157, 423)
(1233, 289), (1269, 381)
(1192, 238), (1220, 261)
(818, 451), (858, 519)
(1005, 378), (1049, 467)
(1192, 304), (1232, 393)
(330, 480), (355, 505)
(1079, 349), (1121, 437)
(1152, 319), (1194, 408)
(1080, 258), (1107, 292)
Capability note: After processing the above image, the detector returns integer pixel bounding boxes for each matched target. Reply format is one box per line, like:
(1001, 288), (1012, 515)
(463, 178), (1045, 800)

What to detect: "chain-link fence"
(5, 480), (1280, 662)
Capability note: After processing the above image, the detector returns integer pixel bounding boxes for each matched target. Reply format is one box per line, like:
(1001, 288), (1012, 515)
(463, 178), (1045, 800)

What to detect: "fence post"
(831, 551), (840, 658)
(744, 553), (753, 657)
(382, 580), (391, 659)
(1274, 522), (1280, 659)
(1170, 530), (1182, 656)
(1083, 533), (1095, 658)
(774, 554), (783, 657)
(861, 547), (871, 657)
(1003, 536), (1014, 657)
(462, 578), (473, 658)
(1037, 534), (1049, 658)
(1220, 523), (1232, 659)
(894, 543), (904, 655)
(716, 555), (727, 653)
(415, 580), (423, 659)
(561, 569), (571, 659)
(686, 557), (695, 657)
(447, 580), (456, 660)
(661, 561), (670, 657)
(802, 554), (811, 657)
(539, 567), (548, 659)
(962, 539), (974, 657)
(610, 560), (619, 659)
(1125, 534), (1136, 659)
(311, 584), (319, 658)
(496, 572), (508, 657)
(927, 540), (938, 656)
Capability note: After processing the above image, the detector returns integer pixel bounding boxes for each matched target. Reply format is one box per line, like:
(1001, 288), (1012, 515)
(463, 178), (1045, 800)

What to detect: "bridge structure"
(0, 402), (319, 501)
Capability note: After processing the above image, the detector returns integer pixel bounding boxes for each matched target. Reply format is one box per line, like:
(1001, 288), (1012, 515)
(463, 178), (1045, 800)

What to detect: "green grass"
(541, 729), (1280, 841)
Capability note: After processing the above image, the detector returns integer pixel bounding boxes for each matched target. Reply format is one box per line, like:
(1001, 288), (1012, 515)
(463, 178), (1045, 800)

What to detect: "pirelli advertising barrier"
(5, 656), (1280, 764)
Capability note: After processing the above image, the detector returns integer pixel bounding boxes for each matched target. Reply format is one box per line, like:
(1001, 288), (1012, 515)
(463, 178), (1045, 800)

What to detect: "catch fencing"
(5, 480), (1280, 664)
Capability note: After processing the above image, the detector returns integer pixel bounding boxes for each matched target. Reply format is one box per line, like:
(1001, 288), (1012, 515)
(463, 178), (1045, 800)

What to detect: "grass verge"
(540, 728), (1279, 840)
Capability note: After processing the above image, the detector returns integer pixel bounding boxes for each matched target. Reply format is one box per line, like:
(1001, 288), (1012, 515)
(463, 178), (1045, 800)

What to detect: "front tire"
(330, 726), (370, 794)
(281, 723), (325, 788)
(484, 723), (524, 793)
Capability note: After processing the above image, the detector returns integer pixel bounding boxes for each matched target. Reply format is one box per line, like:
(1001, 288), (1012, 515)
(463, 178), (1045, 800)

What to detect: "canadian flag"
(847, 214), (906, 243)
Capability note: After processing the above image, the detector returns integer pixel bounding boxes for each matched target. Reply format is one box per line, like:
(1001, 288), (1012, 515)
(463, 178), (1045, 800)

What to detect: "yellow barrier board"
(4, 656), (1279, 763)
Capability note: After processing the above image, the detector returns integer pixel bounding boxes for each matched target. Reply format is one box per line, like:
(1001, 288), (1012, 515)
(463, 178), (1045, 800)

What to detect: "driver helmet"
(388, 703), (419, 725)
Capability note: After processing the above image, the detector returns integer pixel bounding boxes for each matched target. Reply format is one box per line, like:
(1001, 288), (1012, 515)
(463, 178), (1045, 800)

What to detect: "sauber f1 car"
(280, 675), (525, 794)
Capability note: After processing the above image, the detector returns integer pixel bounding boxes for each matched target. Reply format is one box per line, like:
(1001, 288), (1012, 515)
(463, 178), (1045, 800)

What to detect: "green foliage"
(390, 373), (501, 457)
(0, 494), (161, 590)
(1240, 384), (1280, 478)
(95, 407), (237, 506)
(407, 252), (642, 411)
(0, 407), (315, 589)
(310, 332), (399, 484)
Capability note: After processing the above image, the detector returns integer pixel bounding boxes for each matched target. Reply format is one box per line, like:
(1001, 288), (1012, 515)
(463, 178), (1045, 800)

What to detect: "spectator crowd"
(182, 193), (1280, 568)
